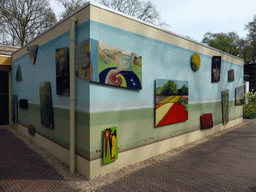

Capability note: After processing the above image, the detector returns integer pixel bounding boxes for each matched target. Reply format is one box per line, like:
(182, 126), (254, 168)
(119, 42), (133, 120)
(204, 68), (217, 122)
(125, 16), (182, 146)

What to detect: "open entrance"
(0, 71), (9, 125)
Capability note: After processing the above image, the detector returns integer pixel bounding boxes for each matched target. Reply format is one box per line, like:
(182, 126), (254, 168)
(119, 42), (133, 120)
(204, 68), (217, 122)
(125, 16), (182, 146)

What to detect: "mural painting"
(75, 39), (92, 81)
(40, 82), (54, 129)
(200, 113), (213, 130)
(27, 45), (38, 64)
(56, 47), (70, 95)
(211, 56), (221, 83)
(97, 41), (142, 89)
(155, 79), (188, 127)
(103, 126), (118, 164)
(222, 90), (229, 125)
(12, 94), (18, 124)
(228, 69), (234, 82)
(15, 65), (22, 81)
(191, 52), (201, 71)
(235, 86), (245, 106)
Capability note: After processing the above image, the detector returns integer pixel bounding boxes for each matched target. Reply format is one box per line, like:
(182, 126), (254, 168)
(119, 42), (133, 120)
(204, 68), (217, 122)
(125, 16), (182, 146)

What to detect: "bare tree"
(99, 0), (168, 27)
(56, 0), (169, 28)
(0, 0), (57, 47)
(56, 0), (87, 20)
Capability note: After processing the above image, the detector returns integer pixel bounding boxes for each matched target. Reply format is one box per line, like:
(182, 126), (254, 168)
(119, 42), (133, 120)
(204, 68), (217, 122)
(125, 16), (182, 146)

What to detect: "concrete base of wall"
(15, 117), (242, 180)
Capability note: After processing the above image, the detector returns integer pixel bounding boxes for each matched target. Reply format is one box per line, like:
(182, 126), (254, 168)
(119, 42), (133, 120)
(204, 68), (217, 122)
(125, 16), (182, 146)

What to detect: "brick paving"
(0, 129), (76, 192)
(96, 119), (256, 192)
(1, 119), (256, 191)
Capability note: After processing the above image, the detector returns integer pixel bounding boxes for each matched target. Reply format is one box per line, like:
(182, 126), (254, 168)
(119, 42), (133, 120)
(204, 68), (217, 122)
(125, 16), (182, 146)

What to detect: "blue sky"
(50, 0), (256, 42)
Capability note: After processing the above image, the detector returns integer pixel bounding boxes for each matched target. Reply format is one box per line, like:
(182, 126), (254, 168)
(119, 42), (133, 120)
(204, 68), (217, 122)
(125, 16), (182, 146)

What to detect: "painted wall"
(12, 18), (91, 160)
(11, 4), (244, 165)
(88, 18), (243, 160)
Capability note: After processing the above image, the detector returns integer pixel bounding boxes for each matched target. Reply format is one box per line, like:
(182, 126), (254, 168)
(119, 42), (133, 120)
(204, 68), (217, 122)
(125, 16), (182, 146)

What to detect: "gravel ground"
(6, 122), (246, 192)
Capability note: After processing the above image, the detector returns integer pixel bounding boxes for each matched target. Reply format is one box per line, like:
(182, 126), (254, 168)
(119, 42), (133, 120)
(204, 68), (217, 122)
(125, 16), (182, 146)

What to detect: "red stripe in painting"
(157, 102), (188, 126)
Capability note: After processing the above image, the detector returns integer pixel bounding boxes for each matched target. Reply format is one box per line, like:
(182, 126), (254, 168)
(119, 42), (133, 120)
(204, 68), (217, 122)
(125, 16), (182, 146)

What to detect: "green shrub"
(243, 89), (256, 119)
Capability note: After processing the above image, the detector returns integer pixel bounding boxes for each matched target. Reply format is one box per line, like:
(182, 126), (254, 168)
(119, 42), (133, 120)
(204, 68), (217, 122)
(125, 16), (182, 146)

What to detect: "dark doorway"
(0, 71), (9, 125)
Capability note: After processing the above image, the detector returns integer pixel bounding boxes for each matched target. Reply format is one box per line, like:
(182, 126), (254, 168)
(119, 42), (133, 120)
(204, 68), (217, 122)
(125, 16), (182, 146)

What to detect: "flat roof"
(12, 1), (244, 62)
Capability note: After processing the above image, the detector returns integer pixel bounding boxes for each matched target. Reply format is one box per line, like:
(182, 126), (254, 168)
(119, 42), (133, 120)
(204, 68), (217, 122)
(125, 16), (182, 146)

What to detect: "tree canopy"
(202, 32), (239, 56)
(156, 81), (188, 96)
(0, 0), (57, 47)
(245, 15), (256, 64)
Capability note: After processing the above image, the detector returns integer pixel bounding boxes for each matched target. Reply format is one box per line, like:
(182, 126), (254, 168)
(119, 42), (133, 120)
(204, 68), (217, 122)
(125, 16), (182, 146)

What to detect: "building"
(244, 63), (256, 91)
(9, 2), (244, 180)
(0, 45), (18, 126)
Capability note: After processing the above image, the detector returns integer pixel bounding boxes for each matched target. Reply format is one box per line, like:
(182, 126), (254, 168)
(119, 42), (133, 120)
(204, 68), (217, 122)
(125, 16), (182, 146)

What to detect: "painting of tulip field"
(155, 79), (188, 127)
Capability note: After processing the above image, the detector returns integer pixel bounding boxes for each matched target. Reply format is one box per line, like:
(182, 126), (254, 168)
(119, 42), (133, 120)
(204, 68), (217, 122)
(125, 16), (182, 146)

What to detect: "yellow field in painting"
(158, 96), (180, 104)
(169, 96), (180, 103)
(158, 96), (175, 104)
(155, 103), (174, 126)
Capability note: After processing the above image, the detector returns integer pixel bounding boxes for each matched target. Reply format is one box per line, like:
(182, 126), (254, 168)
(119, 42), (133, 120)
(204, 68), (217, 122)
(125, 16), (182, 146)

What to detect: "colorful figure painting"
(75, 39), (92, 81)
(103, 126), (118, 164)
(97, 41), (142, 89)
(15, 65), (22, 81)
(211, 56), (221, 83)
(27, 45), (38, 64)
(155, 79), (188, 127)
(221, 90), (229, 125)
(228, 69), (234, 82)
(12, 95), (18, 124)
(235, 86), (245, 106)
(40, 82), (54, 129)
(56, 47), (70, 95)
(200, 113), (213, 130)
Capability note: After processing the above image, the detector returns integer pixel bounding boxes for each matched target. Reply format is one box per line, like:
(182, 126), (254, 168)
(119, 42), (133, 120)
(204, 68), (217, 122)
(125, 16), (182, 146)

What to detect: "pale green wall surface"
(89, 101), (242, 160)
(12, 16), (244, 163)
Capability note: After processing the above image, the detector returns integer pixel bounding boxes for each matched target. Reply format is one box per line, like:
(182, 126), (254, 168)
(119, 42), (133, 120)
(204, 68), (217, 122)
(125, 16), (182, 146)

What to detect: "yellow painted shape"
(155, 103), (174, 126)
(116, 74), (127, 87)
(169, 96), (181, 103)
(0, 57), (12, 66)
(158, 96), (175, 104)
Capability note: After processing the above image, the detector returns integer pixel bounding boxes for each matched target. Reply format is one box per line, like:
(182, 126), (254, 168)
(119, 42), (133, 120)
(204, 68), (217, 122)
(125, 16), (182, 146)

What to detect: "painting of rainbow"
(155, 79), (188, 127)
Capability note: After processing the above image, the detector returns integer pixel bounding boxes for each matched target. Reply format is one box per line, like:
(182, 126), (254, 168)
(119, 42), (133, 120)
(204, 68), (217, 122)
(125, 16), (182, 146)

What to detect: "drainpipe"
(70, 17), (77, 174)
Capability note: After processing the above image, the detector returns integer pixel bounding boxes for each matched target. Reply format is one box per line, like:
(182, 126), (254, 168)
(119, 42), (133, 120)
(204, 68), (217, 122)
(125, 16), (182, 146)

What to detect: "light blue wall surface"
(11, 18), (243, 159)
(12, 21), (91, 112)
(89, 20), (243, 112)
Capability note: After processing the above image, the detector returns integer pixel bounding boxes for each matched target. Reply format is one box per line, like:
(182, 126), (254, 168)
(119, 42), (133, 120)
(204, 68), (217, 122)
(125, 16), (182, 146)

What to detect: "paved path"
(0, 129), (75, 192)
(1, 119), (256, 191)
(96, 119), (256, 192)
